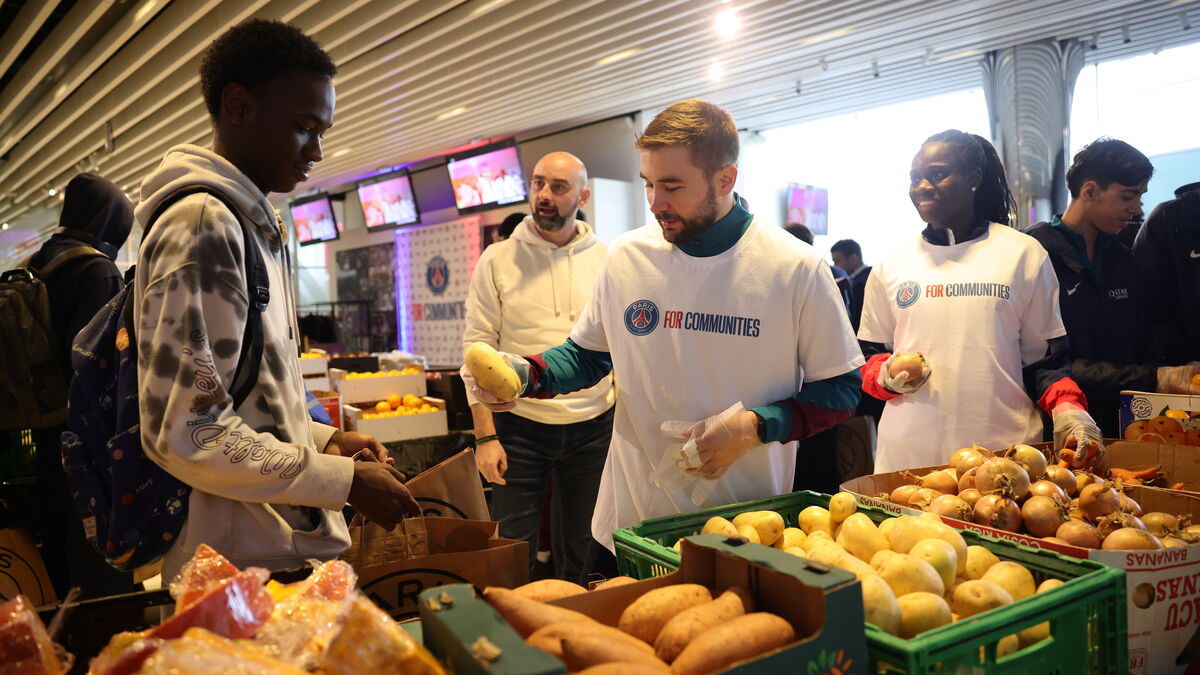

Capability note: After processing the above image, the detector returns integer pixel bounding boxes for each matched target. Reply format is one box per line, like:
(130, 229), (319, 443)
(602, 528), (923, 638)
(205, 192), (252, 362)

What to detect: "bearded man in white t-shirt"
(462, 99), (864, 578)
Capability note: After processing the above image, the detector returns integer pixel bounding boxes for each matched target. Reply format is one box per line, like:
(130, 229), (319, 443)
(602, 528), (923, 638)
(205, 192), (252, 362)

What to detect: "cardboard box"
(344, 517), (527, 621)
(842, 468), (1200, 674)
(1103, 440), (1200, 492)
(1120, 390), (1200, 444)
(343, 396), (448, 443)
(303, 375), (331, 393)
(309, 390), (343, 430)
(420, 535), (869, 674)
(0, 528), (57, 606)
(298, 353), (329, 376)
(332, 367), (427, 403)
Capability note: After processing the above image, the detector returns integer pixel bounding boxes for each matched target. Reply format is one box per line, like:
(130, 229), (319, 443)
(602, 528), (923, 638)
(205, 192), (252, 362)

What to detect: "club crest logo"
(624, 299), (659, 336)
(896, 281), (921, 309)
(426, 256), (450, 295)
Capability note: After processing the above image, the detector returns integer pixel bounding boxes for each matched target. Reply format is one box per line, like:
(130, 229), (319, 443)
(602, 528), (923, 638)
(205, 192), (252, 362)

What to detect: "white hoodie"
(134, 144), (353, 582)
(464, 217), (615, 424)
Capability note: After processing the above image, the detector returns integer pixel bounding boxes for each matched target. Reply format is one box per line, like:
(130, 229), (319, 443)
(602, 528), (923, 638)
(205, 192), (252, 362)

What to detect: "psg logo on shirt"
(624, 299), (659, 336)
(426, 256), (450, 295)
(896, 280), (921, 309)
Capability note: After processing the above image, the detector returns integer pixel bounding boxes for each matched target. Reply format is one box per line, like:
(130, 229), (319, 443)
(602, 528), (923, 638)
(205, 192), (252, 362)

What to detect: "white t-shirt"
(570, 219), (863, 549)
(858, 224), (1066, 472)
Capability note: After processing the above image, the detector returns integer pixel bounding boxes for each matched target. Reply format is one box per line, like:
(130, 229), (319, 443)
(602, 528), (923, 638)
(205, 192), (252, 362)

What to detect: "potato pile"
(483, 578), (795, 674)
(886, 443), (1198, 550)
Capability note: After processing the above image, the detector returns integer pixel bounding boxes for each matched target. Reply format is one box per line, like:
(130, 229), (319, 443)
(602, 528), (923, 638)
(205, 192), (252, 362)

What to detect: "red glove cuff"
(861, 353), (901, 402)
(1039, 377), (1088, 414)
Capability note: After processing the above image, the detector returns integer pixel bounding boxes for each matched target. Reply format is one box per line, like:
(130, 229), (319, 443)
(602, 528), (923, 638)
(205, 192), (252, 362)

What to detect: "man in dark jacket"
(1134, 181), (1200, 367)
(830, 239), (871, 332)
(1026, 139), (1199, 439)
(27, 172), (135, 597)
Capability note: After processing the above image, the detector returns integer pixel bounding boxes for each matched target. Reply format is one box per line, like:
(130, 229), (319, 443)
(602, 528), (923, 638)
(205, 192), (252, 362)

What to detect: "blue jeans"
(491, 406), (614, 582)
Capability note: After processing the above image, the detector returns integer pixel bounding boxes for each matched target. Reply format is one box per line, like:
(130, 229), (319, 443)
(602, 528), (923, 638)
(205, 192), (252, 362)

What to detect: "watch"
(752, 411), (767, 443)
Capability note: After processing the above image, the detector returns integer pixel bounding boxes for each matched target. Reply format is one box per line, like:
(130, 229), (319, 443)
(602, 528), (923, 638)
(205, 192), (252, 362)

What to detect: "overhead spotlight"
(1089, 32), (1100, 50)
(595, 47), (640, 67)
(47, 187), (57, 197)
(330, 147), (353, 159)
(436, 106), (467, 121)
(708, 60), (725, 82)
(871, 59), (880, 78)
(1181, 10), (1192, 30)
(2, 223), (9, 231)
(715, 7), (741, 40)
(794, 79), (802, 95)
(1121, 25), (1131, 43)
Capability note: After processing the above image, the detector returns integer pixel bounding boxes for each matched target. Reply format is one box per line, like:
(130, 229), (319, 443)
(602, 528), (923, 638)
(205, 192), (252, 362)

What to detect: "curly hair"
(636, 99), (739, 176)
(1067, 138), (1153, 198)
(199, 19), (336, 117)
(924, 129), (1016, 227)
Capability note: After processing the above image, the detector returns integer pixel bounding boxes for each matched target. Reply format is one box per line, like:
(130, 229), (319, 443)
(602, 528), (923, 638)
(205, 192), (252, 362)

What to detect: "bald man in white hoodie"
(464, 152), (616, 583)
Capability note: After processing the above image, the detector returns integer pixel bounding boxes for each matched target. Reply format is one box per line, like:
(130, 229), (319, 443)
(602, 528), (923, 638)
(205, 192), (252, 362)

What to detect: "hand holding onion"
(880, 352), (931, 394)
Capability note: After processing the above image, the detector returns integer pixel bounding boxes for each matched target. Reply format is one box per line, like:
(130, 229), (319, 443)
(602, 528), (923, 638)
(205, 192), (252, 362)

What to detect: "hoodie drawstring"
(567, 247), (575, 321)
(547, 249), (559, 318)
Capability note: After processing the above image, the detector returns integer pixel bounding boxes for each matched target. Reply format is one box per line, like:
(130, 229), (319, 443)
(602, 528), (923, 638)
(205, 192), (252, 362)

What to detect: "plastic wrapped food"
(254, 560), (359, 668)
(170, 543), (239, 611)
(300, 559), (357, 601)
(321, 596), (446, 675)
(88, 634), (165, 675)
(150, 567), (272, 641)
(0, 595), (65, 675)
(137, 628), (305, 674)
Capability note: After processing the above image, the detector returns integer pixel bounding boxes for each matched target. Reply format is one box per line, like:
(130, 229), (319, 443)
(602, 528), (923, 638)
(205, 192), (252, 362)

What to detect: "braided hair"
(924, 130), (1016, 227)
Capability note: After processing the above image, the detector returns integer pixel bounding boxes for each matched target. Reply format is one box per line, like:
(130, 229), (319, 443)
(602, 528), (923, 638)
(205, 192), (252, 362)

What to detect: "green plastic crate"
(613, 490), (1126, 674)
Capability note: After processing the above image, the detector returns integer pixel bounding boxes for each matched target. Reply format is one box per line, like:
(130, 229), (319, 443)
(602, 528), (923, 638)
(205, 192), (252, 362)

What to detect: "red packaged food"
(169, 543), (239, 611)
(150, 568), (272, 641)
(0, 595), (65, 675)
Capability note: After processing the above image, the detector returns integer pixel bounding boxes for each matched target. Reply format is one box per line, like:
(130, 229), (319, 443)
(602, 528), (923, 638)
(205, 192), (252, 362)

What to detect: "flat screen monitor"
(290, 193), (339, 246)
(357, 168), (420, 231)
(785, 183), (829, 236)
(446, 138), (527, 214)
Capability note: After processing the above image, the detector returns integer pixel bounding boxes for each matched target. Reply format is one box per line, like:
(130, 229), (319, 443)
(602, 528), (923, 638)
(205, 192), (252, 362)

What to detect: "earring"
(971, 186), (977, 192)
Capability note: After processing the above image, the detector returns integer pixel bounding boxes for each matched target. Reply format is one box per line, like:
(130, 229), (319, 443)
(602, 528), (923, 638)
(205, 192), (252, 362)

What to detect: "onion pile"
(880, 442), (1195, 549)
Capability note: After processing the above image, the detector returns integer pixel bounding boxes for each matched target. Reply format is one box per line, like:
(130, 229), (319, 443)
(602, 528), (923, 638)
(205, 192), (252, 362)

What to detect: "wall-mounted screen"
(445, 138), (527, 214)
(785, 183), (829, 235)
(357, 168), (420, 231)
(290, 193), (339, 246)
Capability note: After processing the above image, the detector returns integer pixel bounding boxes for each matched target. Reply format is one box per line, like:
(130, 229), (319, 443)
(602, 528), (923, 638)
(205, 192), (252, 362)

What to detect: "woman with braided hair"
(857, 130), (1102, 472)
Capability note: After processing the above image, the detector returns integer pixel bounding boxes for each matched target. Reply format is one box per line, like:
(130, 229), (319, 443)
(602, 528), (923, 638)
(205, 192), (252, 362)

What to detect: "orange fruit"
(1192, 373), (1200, 388)
(374, 400), (391, 413)
(387, 394), (403, 409)
(1187, 429), (1200, 447)
(403, 394), (422, 408)
(1138, 433), (1168, 444)
(1163, 431), (1190, 446)
(1150, 415), (1184, 437)
(1166, 409), (1189, 419)
(1125, 420), (1152, 441)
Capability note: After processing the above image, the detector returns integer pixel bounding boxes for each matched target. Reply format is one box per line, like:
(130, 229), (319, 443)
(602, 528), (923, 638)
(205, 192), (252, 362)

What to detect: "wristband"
(473, 434), (500, 447)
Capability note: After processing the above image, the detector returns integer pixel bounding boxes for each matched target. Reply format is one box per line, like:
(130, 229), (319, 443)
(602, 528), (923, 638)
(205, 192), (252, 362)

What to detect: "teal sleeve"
(751, 370), (862, 443)
(525, 338), (613, 397)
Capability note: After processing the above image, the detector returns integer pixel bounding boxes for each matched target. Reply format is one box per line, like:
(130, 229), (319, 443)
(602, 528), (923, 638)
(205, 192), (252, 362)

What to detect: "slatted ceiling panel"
(0, 0), (1197, 268)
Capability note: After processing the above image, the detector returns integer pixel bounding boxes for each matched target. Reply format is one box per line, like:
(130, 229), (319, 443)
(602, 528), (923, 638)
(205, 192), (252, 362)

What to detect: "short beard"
(658, 184), (720, 245)
(531, 198), (578, 232)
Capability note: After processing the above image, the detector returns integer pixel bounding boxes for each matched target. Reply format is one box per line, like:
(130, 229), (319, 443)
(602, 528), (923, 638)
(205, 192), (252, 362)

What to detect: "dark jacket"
(847, 265), (872, 332)
(1025, 218), (1156, 437)
(1134, 182), (1200, 366)
(27, 173), (133, 368)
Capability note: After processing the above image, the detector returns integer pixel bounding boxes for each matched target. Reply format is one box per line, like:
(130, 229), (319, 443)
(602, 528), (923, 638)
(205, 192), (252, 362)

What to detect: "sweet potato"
(670, 612), (795, 675)
(527, 621), (654, 661)
(592, 576), (638, 591)
(618, 584), (712, 644)
(654, 588), (752, 663)
(513, 579), (588, 602)
(561, 634), (671, 671)
(578, 664), (670, 674)
(482, 587), (594, 637)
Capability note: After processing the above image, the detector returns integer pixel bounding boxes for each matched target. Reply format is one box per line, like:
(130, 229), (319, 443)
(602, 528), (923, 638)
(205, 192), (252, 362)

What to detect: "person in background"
(464, 152), (615, 583)
(28, 173), (136, 598)
(134, 19), (419, 582)
(858, 130), (1102, 472)
(831, 239), (872, 332)
(498, 211), (525, 241)
(785, 222), (851, 310)
(1026, 139), (1200, 439)
(464, 99), (862, 578)
(1135, 181), (1200, 367)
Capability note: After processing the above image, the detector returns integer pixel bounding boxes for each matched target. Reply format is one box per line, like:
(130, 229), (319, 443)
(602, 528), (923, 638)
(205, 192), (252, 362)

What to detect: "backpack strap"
(32, 246), (107, 279)
(129, 187), (269, 409)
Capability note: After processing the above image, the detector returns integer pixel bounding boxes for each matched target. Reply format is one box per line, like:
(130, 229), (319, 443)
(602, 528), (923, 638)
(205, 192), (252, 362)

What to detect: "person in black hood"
(27, 172), (136, 598)
(1026, 139), (1200, 440)
(1135, 181), (1200, 367)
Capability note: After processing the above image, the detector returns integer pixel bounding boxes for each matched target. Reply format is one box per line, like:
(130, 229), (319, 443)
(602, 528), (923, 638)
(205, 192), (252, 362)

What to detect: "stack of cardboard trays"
(335, 363), (447, 442)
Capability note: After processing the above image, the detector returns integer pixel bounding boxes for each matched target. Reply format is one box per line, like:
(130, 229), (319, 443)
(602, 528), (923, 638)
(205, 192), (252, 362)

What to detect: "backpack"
(0, 246), (107, 430)
(61, 186), (270, 571)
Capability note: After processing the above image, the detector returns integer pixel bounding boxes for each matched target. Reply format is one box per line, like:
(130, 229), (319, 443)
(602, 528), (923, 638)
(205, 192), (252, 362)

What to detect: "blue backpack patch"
(61, 187), (269, 571)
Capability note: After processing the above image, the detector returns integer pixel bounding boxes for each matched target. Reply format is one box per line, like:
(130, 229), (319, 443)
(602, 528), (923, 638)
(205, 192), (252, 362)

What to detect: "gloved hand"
(1157, 364), (1200, 395)
(1052, 403), (1104, 467)
(459, 352), (531, 412)
(685, 403), (764, 480)
(878, 352), (931, 395)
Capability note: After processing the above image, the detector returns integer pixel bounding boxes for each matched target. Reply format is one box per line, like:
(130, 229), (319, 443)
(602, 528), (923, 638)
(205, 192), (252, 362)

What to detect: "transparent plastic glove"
(653, 421), (714, 506)
(685, 402), (762, 481)
(1157, 364), (1200, 395)
(459, 352), (530, 412)
(878, 352), (931, 394)
(1052, 403), (1104, 467)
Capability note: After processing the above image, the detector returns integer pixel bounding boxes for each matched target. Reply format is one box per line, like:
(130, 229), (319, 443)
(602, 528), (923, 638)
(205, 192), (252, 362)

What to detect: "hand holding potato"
(461, 342), (530, 411)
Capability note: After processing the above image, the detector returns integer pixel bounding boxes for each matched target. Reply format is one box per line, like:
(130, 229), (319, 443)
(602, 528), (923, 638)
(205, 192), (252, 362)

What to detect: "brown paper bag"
(343, 517), (526, 620)
(0, 528), (58, 606)
(403, 449), (490, 521)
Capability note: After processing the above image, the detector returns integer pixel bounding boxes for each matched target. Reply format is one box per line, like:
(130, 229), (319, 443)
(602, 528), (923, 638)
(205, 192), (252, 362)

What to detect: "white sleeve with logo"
(857, 261), (896, 347)
(795, 259), (865, 381)
(568, 260), (610, 352)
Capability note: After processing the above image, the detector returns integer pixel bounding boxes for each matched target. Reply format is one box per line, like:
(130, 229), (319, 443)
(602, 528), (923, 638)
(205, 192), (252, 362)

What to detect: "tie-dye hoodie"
(134, 144), (353, 582)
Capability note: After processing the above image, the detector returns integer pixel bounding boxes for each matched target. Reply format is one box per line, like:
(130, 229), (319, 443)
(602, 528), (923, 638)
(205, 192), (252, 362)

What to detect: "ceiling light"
(436, 106), (467, 122)
(470, 0), (509, 17)
(936, 48), (981, 62)
(802, 28), (852, 46)
(47, 188), (57, 197)
(134, 0), (161, 21)
(331, 147), (353, 159)
(594, 47), (641, 67)
(749, 94), (780, 106)
(715, 8), (741, 40)
(2, 223), (8, 231)
(708, 61), (725, 82)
